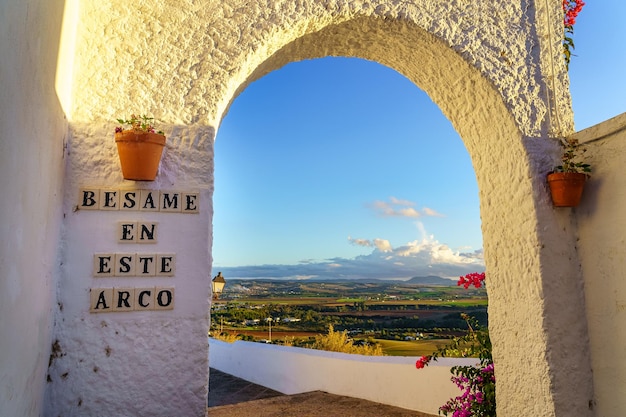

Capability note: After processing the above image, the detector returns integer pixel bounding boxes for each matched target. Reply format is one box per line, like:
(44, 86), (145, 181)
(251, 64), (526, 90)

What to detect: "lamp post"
(212, 272), (226, 300)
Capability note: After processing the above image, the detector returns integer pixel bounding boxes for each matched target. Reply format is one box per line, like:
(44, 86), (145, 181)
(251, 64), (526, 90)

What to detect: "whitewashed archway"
(50, 1), (593, 416)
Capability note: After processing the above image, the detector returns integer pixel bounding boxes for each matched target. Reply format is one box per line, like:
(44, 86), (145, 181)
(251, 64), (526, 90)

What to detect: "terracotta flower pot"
(115, 131), (166, 181)
(547, 172), (587, 207)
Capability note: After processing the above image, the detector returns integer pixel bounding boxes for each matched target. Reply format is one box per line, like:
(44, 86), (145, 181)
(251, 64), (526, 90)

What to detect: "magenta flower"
(418, 272), (495, 416)
(562, 0), (585, 68)
(457, 272), (486, 289)
(415, 355), (431, 369)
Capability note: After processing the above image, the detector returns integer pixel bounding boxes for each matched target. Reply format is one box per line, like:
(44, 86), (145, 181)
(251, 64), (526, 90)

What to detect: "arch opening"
(209, 13), (566, 416)
(56, 2), (594, 415)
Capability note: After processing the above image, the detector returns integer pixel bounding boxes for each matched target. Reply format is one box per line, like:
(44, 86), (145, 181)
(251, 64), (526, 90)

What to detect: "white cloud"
(294, 275), (316, 280)
(348, 236), (373, 247)
(349, 237), (392, 252)
(422, 207), (445, 217)
(397, 207), (421, 217)
(217, 227), (483, 281)
(373, 238), (392, 252)
(369, 197), (444, 218)
(389, 197), (415, 206)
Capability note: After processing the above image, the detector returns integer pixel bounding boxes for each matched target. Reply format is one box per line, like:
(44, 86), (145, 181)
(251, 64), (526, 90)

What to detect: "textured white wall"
(8, 1), (626, 417)
(68, 0), (574, 137)
(44, 123), (214, 416)
(0, 1), (67, 416)
(209, 338), (478, 415)
(575, 113), (626, 417)
(47, 1), (595, 416)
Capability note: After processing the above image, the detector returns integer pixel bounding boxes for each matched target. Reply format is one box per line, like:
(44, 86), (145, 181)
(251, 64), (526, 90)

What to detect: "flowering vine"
(416, 272), (495, 416)
(562, 0), (585, 68)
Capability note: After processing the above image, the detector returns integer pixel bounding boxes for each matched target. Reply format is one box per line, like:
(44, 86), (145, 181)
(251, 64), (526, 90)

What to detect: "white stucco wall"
(575, 113), (626, 417)
(1, 1), (616, 416)
(0, 1), (67, 416)
(209, 338), (478, 415)
(59, 1), (593, 416)
(44, 123), (214, 416)
(49, 0), (595, 416)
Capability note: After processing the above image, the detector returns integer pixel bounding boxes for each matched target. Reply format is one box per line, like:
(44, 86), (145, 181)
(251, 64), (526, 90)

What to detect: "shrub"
(211, 332), (240, 343)
(312, 325), (383, 356)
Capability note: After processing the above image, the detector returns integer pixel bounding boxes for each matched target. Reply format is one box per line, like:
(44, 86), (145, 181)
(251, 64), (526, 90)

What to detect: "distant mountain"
(406, 275), (456, 286)
(225, 276), (456, 285)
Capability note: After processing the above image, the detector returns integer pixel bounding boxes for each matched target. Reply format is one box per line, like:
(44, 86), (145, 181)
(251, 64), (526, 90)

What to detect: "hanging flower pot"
(115, 131), (165, 181)
(548, 138), (591, 208)
(114, 114), (166, 181)
(547, 172), (587, 207)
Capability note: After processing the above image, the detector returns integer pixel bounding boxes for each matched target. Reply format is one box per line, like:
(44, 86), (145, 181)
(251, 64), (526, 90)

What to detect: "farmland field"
(375, 339), (453, 356)
(211, 278), (488, 356)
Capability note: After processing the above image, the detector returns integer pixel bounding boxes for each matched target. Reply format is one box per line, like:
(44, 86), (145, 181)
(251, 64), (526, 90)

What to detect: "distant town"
(211, 276), (488, 356)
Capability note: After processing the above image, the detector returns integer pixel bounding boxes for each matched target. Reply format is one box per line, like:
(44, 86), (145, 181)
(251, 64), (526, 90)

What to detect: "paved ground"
(208, 368), (437, 417)
(208, 368), (284, 407)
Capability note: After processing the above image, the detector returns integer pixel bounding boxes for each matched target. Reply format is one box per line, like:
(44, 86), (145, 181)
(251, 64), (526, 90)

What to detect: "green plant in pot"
(114, 114), (166, 181)
(547, 138), (591, 207)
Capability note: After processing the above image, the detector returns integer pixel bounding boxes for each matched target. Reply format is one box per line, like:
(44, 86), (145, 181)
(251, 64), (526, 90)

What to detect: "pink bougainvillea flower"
(563, 0), (585, 27)
(457, 272), (486, 289)
(562, 0), (585, 68)
(415, 355), (431, 369)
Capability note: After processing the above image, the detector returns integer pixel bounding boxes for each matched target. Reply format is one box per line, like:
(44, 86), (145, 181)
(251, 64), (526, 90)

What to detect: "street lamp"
(212, 272), (226, 299)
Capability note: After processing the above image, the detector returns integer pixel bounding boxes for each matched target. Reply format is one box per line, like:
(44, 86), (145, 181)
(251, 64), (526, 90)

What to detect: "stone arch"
(214, 16), (578, 417)
(58, 1), (593, 416)
(211, 10), (592, 416)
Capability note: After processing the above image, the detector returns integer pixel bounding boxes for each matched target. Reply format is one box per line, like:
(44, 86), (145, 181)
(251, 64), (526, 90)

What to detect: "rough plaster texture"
(0, 1), (67, 416)
(0, 0), (606, 416)
(575, 113), (626, 417)
(68, 0), (574, 138)
(57, 0), (595, 416)
(44, 123), (214, 417)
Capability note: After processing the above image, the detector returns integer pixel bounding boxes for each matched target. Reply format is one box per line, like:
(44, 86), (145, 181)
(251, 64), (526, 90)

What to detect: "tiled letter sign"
(93, 253), (176, 277)
(78, 188), (199, 213)
(117, 222), (158, 243)
(83, 186), (186, 314)
(90, 287), (175, 313)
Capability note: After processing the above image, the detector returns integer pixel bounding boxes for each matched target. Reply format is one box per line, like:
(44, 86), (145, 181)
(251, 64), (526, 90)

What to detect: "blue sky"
(212, 2), (625, 281)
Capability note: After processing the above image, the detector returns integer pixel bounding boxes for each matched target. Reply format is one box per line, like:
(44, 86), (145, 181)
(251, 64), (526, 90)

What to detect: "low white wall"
(209, 338), (477, 415)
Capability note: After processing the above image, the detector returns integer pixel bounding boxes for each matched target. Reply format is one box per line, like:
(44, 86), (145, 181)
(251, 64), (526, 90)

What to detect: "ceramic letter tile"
(114, 253), (136, 276)
(120, 190), (140, 211)
(79, 188), (100, 210)
(137, 222), (158, 243)
(182, 192), (200, 213)
(117, 222), (137, 243)
(90, 288), (113, 313)
(136, 254), (157, 276)
(134, 287), (156, 310)
(139, 190), (159, 212)
(99, 189), (120, 210)
(112, 288), (135, 312)
(159, 192), (181, 212)
(93, 253), (115, 277)
(154, 287), (175, 310)
(156, 254), (176, 276)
